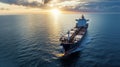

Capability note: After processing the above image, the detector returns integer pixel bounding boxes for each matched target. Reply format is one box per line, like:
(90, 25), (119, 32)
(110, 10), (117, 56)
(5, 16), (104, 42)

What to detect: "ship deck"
(60, 27), (86, 44)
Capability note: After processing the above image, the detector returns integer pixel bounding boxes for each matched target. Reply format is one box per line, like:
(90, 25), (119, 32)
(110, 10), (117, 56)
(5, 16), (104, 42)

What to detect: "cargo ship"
(59, 15), (89, 56)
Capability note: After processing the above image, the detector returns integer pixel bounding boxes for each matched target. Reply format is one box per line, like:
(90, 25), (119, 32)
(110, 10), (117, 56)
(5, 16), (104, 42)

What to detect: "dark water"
(0, 13), (120, 67)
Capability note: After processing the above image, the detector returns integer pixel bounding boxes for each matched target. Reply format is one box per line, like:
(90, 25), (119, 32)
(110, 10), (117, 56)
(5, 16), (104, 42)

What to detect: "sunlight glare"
(50, 9), (61, 15)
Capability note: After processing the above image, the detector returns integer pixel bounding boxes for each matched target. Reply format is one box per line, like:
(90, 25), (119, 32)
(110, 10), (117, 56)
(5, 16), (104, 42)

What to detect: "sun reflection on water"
(47, 9), (61, 44)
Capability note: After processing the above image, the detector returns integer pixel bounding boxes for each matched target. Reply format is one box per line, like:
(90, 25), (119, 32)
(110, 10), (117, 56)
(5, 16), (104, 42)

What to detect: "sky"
(0, 0), (120, 13)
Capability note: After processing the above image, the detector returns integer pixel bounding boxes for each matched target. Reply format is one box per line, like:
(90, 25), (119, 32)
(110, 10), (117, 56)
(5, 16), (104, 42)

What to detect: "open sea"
(0, 13), (120, 67)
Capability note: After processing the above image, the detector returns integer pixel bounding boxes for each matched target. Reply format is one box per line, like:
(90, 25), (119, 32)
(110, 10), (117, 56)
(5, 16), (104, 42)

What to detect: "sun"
(50, 8), (61, 15)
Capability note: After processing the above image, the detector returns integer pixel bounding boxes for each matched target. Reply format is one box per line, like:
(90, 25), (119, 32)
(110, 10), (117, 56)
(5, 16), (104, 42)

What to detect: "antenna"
(67, 30), (70, 41)
(82, 14), (84, 19)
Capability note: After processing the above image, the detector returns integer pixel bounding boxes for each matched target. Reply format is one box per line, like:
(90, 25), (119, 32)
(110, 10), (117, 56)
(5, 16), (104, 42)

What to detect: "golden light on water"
(55, 53), (64, 57)
(49, 8), (60, 26)
(49, 8), (61, 24)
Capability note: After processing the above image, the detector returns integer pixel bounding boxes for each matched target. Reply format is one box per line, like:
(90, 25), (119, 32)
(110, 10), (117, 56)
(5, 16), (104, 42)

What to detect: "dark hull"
(61, 30), (87, 56)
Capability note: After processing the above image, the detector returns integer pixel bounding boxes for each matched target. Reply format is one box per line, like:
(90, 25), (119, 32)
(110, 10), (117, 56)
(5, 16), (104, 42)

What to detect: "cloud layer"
(56, 0), (120, 12)
(0, 0), (52, 7)
(0, 0), (120, 12)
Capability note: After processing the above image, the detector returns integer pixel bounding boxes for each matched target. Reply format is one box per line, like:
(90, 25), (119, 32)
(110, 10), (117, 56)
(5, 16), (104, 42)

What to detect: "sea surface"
(0, 13), (120, 67)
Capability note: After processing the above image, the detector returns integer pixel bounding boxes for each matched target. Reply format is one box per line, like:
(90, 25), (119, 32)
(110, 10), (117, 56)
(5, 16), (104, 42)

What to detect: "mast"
(67, 31), (70, 42)
(82, 15), (85, 19)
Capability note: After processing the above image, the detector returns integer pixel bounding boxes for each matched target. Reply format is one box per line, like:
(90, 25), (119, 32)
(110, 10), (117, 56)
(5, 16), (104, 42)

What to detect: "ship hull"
(61, 30), (87, 56)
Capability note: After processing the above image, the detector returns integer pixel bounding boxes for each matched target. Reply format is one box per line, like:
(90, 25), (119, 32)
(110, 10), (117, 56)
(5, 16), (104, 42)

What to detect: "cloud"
(0, 0), (119, 12)
(0, 0), (52, 7)
(56, 0), (120, 12)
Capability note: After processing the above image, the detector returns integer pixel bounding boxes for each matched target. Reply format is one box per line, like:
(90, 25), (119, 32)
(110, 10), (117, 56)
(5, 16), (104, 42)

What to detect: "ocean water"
(0, 13), (120, 67)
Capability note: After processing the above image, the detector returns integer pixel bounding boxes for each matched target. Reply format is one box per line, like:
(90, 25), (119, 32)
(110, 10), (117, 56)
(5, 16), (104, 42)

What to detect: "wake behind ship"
(59, 15), (89, 56)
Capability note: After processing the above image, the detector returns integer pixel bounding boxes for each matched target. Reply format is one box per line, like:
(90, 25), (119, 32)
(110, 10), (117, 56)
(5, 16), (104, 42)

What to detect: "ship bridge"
(76, 15), (89, 28)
